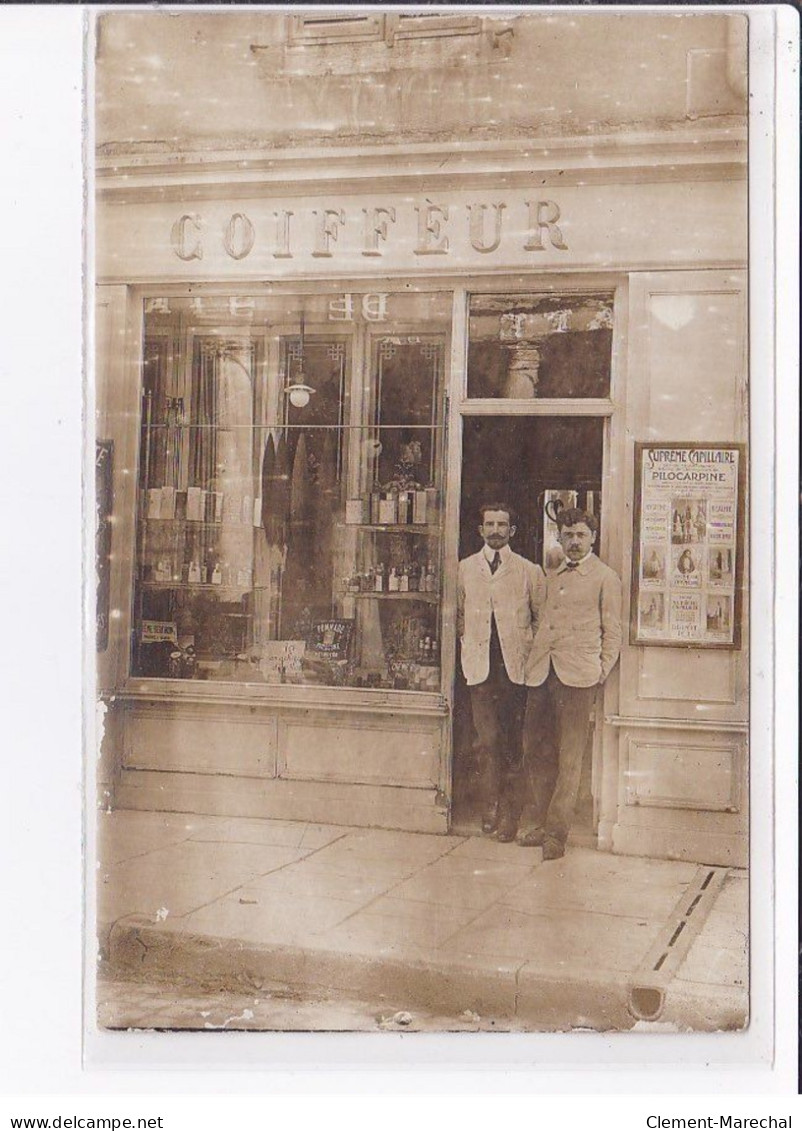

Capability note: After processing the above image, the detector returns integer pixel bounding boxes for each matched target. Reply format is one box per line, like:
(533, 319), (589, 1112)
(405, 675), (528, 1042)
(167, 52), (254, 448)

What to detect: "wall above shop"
(95, 10), (747, 156)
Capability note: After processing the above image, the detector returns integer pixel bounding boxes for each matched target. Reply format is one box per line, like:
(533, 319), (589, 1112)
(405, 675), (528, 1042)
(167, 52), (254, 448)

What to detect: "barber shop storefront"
(96, 120), (748, 865)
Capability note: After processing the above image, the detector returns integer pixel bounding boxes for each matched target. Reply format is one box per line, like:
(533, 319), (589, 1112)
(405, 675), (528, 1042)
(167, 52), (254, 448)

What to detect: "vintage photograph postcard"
(93, 5), (754, 1037)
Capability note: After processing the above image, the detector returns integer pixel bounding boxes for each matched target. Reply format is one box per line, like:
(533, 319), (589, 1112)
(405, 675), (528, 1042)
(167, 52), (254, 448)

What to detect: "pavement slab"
(99, 839), (315, 925)
(447, 904), (657, 973)
(185, 816), (346, 851)
(710, 874), (749, 914)
(96, 808), (749, 1032)
(672, 938), (748, 988)
(97, 809), (197, 865)
(325, 899), (485, 954)
(386, 869), (518, 912)
(335, 827), (464, 859)
(446, 836), (538, 864)
(352, 893), (482, 933)
(180, 890), (366, 946)
(499, 867), (689, 921)
(238, 862), (403, 904)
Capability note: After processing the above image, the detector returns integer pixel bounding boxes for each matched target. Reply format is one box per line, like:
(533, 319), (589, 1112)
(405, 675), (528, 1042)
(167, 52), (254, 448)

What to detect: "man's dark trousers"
(522, 666), (597, 846)
(470, 616), (526, 817)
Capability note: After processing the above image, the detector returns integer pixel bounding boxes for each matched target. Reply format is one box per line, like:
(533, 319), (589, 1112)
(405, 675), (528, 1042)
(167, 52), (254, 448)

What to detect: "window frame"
(126, 286), (453, 708)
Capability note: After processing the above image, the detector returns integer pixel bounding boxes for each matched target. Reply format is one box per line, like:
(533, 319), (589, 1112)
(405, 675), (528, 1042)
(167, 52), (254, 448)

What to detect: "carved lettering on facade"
(273, 210), (294, 259)
(169, 200), (570, 261)
(312, 209), (346, 257)
(223, 212), (255, 260)
(523, 199), (568, 251)
(414, 204), (450, 255)
(467, 202), (507, 253)
(362, 207), (397, 257)
(170, 214), (203, 261)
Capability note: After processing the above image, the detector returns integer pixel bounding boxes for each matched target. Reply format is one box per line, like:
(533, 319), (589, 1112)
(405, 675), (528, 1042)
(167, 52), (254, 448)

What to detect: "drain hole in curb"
(666, 920), (686, 948)
(629, 985), (665, 1021)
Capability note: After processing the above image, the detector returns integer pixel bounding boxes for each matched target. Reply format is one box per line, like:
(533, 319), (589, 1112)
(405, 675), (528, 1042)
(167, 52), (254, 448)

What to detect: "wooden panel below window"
(625, 734), (741, 812)
(637, 648), (737, 705)
(124, 706), (278, 778)
(115, 769), (447, 834)
(278, 715), (441, 788)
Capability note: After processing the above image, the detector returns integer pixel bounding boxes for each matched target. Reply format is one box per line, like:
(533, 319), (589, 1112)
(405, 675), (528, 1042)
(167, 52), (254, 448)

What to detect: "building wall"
(93, 11), (749, 862)
(606, 269), (748, 865)
(96, 11), (746, 153)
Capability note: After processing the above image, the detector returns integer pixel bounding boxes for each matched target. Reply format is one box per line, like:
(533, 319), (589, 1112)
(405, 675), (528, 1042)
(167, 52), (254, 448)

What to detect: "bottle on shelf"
(397, 490), (411, 525)
(374, 563), (385, 593)
(211, 562), (222, 586)
(388, 566), (399, 593)
(378, 491), (397, 526)
(369, 482), (382, 525)
(399, 565), (409, 593)
(188, 560), (201, 584)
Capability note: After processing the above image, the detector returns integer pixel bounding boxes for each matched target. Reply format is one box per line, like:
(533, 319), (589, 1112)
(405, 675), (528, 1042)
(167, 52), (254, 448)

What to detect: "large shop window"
(132, 291), (449, 693)
(467, 292), (614, 399)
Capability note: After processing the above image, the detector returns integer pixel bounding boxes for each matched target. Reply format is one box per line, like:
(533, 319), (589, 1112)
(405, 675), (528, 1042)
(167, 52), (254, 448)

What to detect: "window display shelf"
(348, 591), (439, 603)
(140, 581), (257, 596)
(140, 518), (257, 528)
(340, 523), (439, 534)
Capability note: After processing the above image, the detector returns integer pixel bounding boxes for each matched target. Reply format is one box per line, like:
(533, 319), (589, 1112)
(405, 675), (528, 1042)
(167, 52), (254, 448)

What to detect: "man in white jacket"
(457, 503), (546, 841)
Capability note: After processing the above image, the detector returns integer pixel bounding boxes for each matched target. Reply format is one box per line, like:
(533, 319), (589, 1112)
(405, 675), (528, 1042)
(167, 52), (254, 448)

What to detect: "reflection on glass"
(467, 292), (614, 398)
(132, 292), (448, 692)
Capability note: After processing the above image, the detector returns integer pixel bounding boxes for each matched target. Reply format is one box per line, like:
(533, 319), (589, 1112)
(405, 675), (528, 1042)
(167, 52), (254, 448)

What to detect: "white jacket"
(525, 554), (622, 688)
(457, 549), (546, 686)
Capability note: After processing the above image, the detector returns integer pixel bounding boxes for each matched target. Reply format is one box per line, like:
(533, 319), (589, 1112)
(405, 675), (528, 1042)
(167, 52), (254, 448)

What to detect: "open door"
(452, 416), (604, 842)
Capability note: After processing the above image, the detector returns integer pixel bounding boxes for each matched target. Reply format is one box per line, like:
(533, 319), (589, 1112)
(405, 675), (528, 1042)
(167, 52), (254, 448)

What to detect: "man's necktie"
(565, 561), (579, 570)
(490, 551), (501, 575)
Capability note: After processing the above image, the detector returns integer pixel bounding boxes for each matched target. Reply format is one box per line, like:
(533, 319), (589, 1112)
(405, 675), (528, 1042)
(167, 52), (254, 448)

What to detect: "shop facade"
(95, 11), (748, 866)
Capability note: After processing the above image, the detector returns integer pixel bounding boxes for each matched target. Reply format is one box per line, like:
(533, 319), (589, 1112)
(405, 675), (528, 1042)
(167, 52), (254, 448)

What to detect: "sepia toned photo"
(93, 7), (750, 1036)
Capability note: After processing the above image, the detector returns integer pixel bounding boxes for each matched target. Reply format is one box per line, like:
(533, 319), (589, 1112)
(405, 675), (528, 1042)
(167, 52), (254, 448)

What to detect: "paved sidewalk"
(96, 809), (748, 1033)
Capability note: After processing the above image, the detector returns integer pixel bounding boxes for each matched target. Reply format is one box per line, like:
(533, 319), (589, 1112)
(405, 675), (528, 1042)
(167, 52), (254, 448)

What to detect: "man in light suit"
(457, 503), (546, 841)
(519, 508), (622, 860)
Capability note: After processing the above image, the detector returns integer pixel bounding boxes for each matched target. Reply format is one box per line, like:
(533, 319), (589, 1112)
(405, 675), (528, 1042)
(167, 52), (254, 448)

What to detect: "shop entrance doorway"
(452, 416), (605, 842)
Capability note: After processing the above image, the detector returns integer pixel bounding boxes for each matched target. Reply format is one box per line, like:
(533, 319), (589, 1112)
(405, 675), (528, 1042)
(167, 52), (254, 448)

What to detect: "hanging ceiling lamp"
(285, 309), (316, 409)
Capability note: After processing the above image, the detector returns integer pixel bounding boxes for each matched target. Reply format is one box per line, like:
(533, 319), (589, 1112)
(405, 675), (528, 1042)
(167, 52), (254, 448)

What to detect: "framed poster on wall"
(630, 442), (745, 648)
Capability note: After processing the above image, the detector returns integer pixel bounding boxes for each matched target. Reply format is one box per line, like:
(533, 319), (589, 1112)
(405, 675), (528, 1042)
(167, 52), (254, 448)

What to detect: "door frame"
(445, 276), (628, 837)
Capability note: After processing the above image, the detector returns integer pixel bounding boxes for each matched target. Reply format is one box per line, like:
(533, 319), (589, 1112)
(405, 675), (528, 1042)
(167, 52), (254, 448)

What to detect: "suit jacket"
(525, 553), (622, 688)
(457, 549), (545, 686)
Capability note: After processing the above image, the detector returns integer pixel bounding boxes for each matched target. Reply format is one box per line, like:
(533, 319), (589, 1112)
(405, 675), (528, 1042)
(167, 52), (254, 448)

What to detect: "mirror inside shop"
(133, 290), (450, 691)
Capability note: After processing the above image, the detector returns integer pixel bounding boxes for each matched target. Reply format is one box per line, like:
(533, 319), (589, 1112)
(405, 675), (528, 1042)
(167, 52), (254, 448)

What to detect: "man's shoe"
(496, 812), (518, 843)
(542, 838), (566, 861)
(481, 805), (499, 836)
(516, 827), (545, 848)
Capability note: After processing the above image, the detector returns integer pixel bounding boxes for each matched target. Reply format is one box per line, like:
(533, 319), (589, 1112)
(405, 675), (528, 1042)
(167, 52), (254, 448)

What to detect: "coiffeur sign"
(170, 199), (567, 262)
(95, 180), (747, 280)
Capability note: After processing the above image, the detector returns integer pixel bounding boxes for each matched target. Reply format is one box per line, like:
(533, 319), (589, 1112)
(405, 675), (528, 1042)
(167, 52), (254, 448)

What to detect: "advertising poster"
(631, 443), (744, 647)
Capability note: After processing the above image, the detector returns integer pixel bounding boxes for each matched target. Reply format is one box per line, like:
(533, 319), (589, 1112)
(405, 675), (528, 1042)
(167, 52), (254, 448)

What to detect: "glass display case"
(131, 290), (450, 693)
